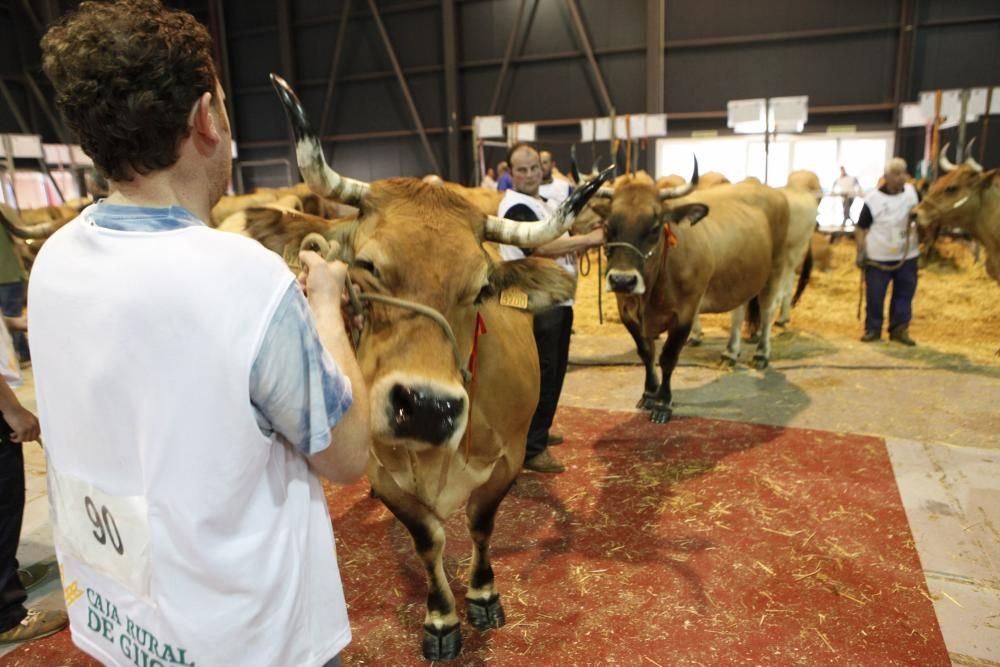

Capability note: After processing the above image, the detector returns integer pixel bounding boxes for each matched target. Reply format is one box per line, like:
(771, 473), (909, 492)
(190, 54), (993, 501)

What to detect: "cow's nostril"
(609, 273), (638, 292)
(388, 384), (465, 445)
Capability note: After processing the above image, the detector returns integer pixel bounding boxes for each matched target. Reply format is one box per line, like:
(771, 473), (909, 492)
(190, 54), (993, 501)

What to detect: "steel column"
(564, 0), (614, 115)
(366, 0), (441, 175)
(23, 71), (70, 144)
(646, 0), (664, 174)
(319, 0), (353, 138)
(442, 0), (461, 181)
(891, 0), (916, 153)
(488, 0), (528, 115)
(207, 0), (237, 143)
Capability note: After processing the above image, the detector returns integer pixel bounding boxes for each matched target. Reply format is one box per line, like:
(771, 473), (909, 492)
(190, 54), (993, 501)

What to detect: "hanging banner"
(474, 115), (505, 139)
(594, 117), (613, 141)
(646, 114), (667, 137)
(580, 118), (595, 142)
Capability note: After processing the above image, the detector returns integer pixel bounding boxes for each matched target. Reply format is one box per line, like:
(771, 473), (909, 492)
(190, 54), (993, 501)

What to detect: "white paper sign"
(646, 114), (667, 137)
(727, 98), (766, 134)
(580, 118), (595, 142)
(628, 114), (647, 139)
(70, 145), (94, 166)
(474, 115), (505, 139)
(898, 103), (927, 128)
(614, 117), (627, 140)
(44, 144), (72, 164)
(509, 123), (535, 142)
(769, 96), (808, 133)
(992, 87), (1000, 115)
(594, 117), (612, 141)
(7, 134), (44, 159)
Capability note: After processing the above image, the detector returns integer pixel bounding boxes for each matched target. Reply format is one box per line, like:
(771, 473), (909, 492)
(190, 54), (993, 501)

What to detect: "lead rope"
(462, 312), (487, 463)
(300, 232), (473, 385)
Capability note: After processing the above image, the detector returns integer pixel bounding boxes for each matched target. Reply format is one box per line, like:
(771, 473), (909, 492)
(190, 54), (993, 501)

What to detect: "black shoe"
(860, 330), (880, 343)
(889, 325), (916, 346)
(546, 433), (564, 446)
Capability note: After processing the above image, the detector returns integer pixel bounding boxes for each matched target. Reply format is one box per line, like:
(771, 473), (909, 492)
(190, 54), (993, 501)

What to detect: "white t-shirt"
(538, 179), (571, 205)
(833, 175), (861, 197)
(497, 190), (576, 307)
(28, 210), (351, 666)
(862, 183), (920, 261)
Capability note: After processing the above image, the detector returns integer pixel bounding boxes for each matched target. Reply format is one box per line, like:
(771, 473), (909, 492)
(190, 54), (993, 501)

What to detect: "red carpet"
(1, 406), (948, 666)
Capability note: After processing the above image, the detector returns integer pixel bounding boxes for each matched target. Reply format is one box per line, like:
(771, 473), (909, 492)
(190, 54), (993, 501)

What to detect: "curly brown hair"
(41, 0), (218, 181)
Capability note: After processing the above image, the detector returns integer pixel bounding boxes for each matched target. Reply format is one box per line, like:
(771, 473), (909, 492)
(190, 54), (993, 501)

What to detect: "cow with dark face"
(267, 75), (610, 661)
(597, 169), (790, 423)
(912, 146), (999, 283)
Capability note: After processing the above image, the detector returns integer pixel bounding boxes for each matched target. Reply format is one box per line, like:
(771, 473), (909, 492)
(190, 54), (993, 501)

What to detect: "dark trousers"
(865, 257), (918, 334)
(0, 281), (29, 362)
(0, 418), (27, 632)
(525, 306), (573, 460)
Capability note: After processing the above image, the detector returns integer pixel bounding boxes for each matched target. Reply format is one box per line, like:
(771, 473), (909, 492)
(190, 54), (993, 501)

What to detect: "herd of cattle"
(0, 77), (997, 659)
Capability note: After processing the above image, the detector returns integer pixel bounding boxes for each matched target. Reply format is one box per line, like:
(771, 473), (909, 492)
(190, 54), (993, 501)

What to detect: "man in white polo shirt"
(538, 150), (572, 205)
(498, 144), (604, 473)
(33, 2), (370, 665)
(854, 158), (921, 345)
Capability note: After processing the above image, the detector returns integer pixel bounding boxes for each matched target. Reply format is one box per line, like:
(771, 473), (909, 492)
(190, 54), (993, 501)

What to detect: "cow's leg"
(721, 307), (745, 367)
(649, 322), (693, 423)
(688, 311), (704, 346)
(752, 282), (783, 369)
(776, 271), (794, 327)
(464, 475), (516, 632)
(380, 496), (462, 661)
(622, 313), (659, 410)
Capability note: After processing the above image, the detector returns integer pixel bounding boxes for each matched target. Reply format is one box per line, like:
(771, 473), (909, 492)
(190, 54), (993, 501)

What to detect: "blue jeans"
(0, 282), (29, 362)
(864, 257), (918, 334)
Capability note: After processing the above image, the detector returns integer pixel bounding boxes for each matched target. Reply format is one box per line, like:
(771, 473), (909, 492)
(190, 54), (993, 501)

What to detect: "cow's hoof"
(752, 355), (769, 370)
(369, 485), (379, 499)
(775, 319), (789, 329)
(422, 623), (462, 662)
(687, 335), (703, 347)
(636, 393), (657, 410)
(719, 355), (738, 368)
(649, 402), (673, 423)
(466, 594), (506, 631)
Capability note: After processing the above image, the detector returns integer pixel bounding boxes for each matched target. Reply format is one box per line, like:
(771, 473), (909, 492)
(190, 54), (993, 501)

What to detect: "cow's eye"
(474, 284), (494, 305)
(353, 259), (378, 277)
(945, 185), (959, 194)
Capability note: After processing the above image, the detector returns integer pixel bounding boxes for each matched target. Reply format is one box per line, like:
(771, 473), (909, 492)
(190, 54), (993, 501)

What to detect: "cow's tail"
(744, 296), (762, 340)
(792, 247), (813, 307)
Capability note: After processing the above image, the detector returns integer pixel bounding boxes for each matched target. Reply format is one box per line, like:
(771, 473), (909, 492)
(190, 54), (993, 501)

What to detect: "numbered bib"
(48, 469), (152, 599)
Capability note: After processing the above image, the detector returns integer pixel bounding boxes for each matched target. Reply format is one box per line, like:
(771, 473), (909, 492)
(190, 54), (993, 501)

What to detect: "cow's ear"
(666, 202), (709, 226)
(489, 256), (575, 313)
(588, 199), (611, 220)
(980, 169), (1000, 189)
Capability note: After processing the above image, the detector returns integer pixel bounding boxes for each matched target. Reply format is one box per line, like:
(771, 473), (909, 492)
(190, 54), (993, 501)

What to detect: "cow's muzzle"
(388, 383), (466, 446)
(606, 269), (645, 295)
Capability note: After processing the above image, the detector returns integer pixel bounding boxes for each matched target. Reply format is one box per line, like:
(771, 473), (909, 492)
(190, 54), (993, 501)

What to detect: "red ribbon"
(664, 224), (678, 248)
(464, 312), (487, 461)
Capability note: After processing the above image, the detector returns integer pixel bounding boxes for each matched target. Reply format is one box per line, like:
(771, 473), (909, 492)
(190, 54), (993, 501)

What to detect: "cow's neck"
(976, 185), (1000, 282)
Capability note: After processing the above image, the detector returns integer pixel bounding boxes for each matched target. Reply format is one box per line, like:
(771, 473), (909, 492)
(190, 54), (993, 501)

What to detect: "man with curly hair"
(24, 2), (369, 664)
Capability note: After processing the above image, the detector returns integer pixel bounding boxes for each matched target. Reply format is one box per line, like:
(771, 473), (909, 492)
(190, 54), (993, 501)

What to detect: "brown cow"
(912, 148), (999, 283)
(598, 167), (789, 422)
(268, 75), (610, 661)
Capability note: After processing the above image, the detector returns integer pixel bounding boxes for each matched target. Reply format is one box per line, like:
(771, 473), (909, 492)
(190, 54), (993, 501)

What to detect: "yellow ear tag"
(283, 244), (302, 269)
(499, 287), (530, 310)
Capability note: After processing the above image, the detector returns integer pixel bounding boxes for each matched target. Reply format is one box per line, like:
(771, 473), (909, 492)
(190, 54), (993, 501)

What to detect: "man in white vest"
(854, 158), (921, 345)
(498, 144), (605, 473)
(32, 2), (370, 666)
(538, 151), (572, 205)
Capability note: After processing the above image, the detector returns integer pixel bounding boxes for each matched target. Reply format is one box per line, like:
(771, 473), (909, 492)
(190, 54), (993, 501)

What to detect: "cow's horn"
(594, 187), (615, 199)
(963, 138), (983, 173)
(569, 144), (581, 185)
(0, 204), (56, 240)
(939, 143), (957, 173)
(660, 156), (699, 200)
(484, 165), (614, 246)
(270, 73), (369, 205)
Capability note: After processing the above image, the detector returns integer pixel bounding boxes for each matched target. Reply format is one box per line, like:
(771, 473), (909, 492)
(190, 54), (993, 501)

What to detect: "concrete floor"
(3, 327), (999, 664)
